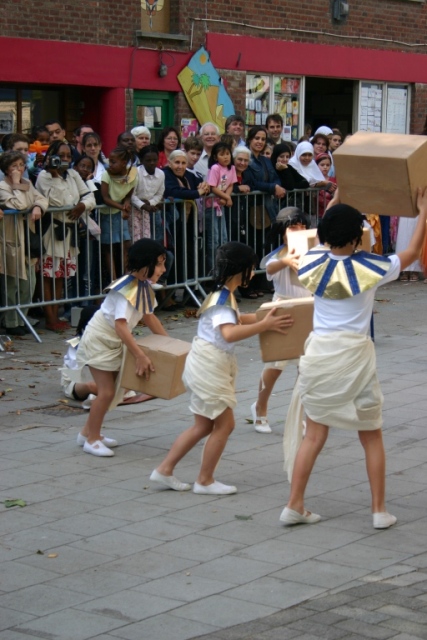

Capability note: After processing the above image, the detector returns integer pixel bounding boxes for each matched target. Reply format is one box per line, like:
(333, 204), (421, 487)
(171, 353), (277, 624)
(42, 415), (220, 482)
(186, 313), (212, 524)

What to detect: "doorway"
(304, 78), (354, 136)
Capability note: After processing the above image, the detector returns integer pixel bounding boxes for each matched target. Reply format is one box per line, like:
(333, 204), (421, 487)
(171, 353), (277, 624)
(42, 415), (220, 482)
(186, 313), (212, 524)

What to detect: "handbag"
(249, 203), (271, 230)
(24, 221), (45, 259)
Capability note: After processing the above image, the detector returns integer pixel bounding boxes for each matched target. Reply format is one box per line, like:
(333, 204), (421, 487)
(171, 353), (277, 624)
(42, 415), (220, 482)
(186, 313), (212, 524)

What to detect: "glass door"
(133, 91), (174, 143)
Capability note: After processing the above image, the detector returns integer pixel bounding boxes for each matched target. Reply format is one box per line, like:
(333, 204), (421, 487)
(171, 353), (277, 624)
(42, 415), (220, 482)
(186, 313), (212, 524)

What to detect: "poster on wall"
(245, 75), (270, 127)
(386, 86), (408, 134)
(245, 75), (301, 141)
(181, 118), (199, 139)
(359, 83), (382, 132)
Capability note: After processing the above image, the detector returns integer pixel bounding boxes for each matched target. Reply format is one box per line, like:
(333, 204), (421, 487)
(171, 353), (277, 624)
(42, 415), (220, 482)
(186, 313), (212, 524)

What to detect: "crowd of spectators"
(0, 112), (409, 333)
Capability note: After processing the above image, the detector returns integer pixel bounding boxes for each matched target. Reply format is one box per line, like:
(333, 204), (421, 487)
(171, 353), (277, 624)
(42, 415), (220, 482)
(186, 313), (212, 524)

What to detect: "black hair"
(265, 207), (310, 249)
(44, 119), (64, 129)
(157, 126), (181, 153)
(138, 144), (159, 162)
(77, 154), (95, 171)
(127, 238), (166, 277)
(76, 305), (98, 337)
(0, 150), (26, 174)
(266, 113), (284, 127)
(246, 125), (267, 150)
(317, 204), (364, 248)
(117, 131), (135, 147)
(30, 125), (49, 142)
(213, 242), (258, 289)
(271, 143), (293, 167)
(107, 147), (135, 175)
(82, 131), (102, 147)
(74, 125), (93, 137)
(208, 142), (233, 169)
(44, 140), (72, 168)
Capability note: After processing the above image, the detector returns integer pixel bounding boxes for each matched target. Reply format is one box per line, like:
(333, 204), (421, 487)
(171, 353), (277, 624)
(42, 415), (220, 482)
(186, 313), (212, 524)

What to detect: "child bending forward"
(151, 241), (293, 495)
(75, 238), (167, 457)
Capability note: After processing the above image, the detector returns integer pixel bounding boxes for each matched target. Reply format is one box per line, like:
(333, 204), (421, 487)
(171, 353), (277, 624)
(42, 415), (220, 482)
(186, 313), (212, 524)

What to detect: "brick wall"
(2, 1), (426, 52)
(410, 84), (427, 134)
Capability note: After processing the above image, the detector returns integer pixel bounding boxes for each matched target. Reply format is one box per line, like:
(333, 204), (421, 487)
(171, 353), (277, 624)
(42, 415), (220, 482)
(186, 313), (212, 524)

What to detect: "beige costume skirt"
(75, 311), (126, 409)
(183, 337), (238, 420)
(283, 331), (382, 481)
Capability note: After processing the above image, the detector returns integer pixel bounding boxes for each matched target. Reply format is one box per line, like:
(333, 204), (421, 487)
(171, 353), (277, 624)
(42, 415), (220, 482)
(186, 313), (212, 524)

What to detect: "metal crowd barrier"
(0, 188), (324, 342)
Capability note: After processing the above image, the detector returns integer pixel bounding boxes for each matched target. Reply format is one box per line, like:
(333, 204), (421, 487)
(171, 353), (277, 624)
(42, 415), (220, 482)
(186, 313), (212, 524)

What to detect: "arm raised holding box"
(397, 187), (427, 271)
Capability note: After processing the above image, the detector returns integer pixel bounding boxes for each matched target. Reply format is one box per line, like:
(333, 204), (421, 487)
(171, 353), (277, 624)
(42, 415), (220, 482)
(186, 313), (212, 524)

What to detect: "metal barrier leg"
(16, 307), (42, 343)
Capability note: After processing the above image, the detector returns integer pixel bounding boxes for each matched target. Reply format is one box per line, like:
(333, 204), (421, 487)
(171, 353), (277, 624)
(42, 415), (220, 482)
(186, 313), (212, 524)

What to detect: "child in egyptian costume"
(150, 242), (293, 495)
(75, 238), (168, 457)
(280, 195), (427, 530)
(251, 207), (311, 434)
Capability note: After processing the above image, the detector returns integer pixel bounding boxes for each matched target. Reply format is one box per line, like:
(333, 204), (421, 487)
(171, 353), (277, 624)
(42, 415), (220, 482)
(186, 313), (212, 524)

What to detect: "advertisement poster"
(181, 118), (199, 139)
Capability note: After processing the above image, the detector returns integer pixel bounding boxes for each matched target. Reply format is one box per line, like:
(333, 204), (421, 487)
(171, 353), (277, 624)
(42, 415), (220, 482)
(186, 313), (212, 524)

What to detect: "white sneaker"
(83, 439), (114, 457)
(250, 402), (272, 434)
(193, 481), (237, 495)
(77, 432), (118, 448)
(373, 512), (397, 529)
(82, 394), (97, 410)
(150, 469), (191, 491)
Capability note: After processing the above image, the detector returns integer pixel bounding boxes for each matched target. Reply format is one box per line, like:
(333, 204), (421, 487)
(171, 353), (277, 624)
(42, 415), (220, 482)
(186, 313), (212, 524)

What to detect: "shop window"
(0, 86), (63, 136)
(141, 0), (170, 33)
(246, 74), (302, 142)
(358, 82), (410, 134)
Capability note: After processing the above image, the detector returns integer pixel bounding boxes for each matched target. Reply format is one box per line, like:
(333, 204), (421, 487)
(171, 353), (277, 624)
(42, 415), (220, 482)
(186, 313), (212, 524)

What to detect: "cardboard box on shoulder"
(256, 297), (314, 362)
(334, 131), (427, 217)
(120, 334), (191, 400)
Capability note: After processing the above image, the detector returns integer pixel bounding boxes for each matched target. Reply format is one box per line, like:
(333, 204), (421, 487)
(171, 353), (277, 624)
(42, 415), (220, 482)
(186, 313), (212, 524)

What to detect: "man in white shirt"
(194, 122), (220, 179)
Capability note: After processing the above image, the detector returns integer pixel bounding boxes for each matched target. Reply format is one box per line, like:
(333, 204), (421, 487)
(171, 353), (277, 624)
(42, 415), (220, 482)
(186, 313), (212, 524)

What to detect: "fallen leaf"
(51, 351), (62, 355)
(4, 499), (26, 508)
(47, 553), (58, 558)
(58, 399), (69, 404)
(29, 384), (35, 388)
(235, 515), (252, 521)
(36, 550), (44, 555)
(185, 572), (191, 576)
(16, 410), (21, 415)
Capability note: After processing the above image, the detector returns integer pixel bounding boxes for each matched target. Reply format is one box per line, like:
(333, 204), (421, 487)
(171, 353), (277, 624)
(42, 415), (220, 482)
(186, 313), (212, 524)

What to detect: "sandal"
(410, 272), (419, 282)
(240, 290), (259, 299)
(399, 272), (409, 282)
(255, 291), (265, 297)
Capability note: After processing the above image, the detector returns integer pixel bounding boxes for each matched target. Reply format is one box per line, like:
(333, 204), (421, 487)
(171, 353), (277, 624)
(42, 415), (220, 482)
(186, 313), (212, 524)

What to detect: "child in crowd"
(262, 137), (275, 159)
(281, 190), (427, 529)
(131, 144), (165, 241)
(28, 127), (50, 184)
(251, 207), (309, 433)
(75, 238), (168, 457)
(100, 147), (138, 282)
(150, 241), (294, 494)
(60, 305), (98, 407)
(205, 142), (237, 272)
(315, 152), (337, 219)
(184, 136), (204, 183)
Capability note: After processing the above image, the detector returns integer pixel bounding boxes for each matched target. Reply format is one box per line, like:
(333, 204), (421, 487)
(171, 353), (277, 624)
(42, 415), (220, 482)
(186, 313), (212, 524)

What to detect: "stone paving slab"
(2, 281), (427, 639)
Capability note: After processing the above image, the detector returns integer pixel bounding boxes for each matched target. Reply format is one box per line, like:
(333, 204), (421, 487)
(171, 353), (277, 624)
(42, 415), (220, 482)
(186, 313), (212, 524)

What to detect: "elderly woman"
(163, 150), (209, 285)
(229, 145), (252, 242)
(0, 151), (48, 335)
(36, 141), (96, 331)
(131, 126), (151, 161)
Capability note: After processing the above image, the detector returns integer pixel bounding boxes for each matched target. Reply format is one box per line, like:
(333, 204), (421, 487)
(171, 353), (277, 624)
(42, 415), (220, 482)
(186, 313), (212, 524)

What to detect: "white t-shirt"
(314, 254), (400, 336)
(266, 256), (308, 299)
(100, 289), (156, 330)
(197, 305), (238, 353)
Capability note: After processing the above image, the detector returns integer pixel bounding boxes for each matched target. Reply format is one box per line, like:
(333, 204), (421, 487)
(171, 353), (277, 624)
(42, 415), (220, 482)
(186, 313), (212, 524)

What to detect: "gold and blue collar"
(298, 247), (392, 299)
(105, 274), (156, 314)
(197, 288), (240, 318)
(260, 244), (288, 269)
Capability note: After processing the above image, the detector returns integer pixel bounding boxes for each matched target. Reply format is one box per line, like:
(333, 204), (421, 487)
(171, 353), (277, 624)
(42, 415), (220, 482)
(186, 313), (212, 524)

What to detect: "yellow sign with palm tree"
(178, 47), (235, 133)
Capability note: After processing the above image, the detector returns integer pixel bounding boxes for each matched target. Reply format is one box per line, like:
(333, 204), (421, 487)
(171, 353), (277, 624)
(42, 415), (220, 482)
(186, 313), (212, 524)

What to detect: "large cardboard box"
(120, 335), (191, 400)
(256, 297), (314, 362)
(334, 131), (427, 217)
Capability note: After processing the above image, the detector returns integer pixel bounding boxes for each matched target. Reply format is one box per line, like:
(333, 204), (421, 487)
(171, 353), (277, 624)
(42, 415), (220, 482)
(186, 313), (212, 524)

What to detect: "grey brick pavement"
(1, 279), (427, 639)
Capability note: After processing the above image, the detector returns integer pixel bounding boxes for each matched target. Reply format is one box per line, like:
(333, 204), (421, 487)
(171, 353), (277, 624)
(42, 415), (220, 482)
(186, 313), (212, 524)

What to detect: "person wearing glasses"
(157, 127), (181, 169)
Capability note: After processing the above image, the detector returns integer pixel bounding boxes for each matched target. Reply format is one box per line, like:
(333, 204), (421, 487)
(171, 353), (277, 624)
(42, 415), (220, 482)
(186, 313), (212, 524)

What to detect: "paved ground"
(1, 278), (427, 640)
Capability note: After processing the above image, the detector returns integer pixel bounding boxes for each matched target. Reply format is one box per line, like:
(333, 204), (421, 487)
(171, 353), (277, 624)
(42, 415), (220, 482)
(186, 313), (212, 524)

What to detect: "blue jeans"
(203, 207), (228, 276)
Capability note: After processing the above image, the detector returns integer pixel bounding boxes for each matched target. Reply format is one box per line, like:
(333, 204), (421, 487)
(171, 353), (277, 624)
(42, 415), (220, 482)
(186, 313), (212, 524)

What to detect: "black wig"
(213, 242), (258, 289)
(127, 238), (166, 277)
(317, 204), (364, 248)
